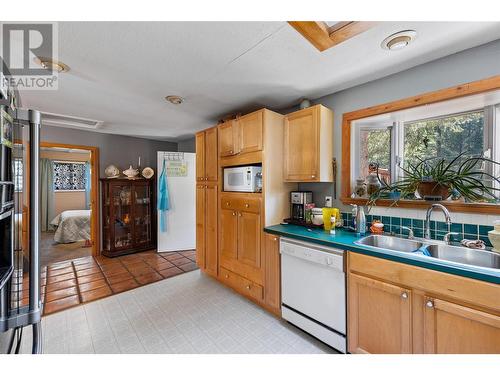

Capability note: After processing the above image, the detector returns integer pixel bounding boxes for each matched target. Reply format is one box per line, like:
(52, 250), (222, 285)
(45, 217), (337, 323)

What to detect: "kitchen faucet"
(424, 203), (452, 240)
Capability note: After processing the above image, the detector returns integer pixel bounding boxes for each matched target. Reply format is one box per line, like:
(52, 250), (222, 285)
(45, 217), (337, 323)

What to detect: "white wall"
(298, 39), (500, 225)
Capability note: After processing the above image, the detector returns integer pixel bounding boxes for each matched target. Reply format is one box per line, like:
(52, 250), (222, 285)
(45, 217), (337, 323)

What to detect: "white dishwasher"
(280, 237), (346, 353)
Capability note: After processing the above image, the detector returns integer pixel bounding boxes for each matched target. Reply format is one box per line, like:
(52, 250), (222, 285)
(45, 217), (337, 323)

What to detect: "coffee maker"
(290, 191), (313, 221)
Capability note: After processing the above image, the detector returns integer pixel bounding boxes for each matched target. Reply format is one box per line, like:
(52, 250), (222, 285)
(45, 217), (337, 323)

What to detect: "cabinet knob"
(311, 175), (316, 178)
(238, 213), (242, 217)
(226, 202), (230, 206)
(232, 212), (236, 216)
(401, 292), (408, 299)
(225, 274), (229, 279)
(273, 237), (278, 241)
(426, 300), (434, 308)
(246, 285), (251, 290)
(245, 203), (249, 208)
(229, 150), (233, 154)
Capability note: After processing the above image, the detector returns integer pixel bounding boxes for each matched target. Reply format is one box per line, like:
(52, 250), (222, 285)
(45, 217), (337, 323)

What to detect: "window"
(352, 105), (498, 195)
(53, 161), (87, 191)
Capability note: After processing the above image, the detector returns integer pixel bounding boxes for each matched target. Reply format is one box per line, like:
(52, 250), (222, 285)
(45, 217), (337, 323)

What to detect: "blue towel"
(412, 244), (431, 256)
(158, 159), (170, 232)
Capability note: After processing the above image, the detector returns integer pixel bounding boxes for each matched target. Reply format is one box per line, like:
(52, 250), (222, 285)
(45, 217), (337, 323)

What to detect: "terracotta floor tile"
(77, 273), (104, 284)
(76, 267), (102, 277)
(149, 261), (176, 272)
(72, 256), (95, 265)
(48, 261), (73, 270)
(44, 295), (80, 315)
(162, 253), (184, 261)
(94, 256), (116, 265)
(80, 286), (112, 303)
(110, 279), (139, 293)
(128, 266), (154, 277)
(106, 272), (134, 285)
(48, 266), (75, 277)
(47, 273), (76, 284)
(78, 279), (108, 293)
(170, 257), (192, 267)
(45, 286), (79, 303)
(74, 261), (98, 271)
(159, 267), (183, 279)
(99, 264), (128, 274)
(46, 278), (77, 292)
(135, 272), (163, 285)
(178, 262), (199, 272)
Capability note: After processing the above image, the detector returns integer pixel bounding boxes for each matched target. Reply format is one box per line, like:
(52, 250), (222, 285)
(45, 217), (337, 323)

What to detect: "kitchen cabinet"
(348, 273), (412, 354)
(219, 193), (263, 285)
(195, 127), (218, 276)
(264, 233), (281, 313)
(218, 110), (263, 158)
(348, 252), (500, 354)
(283, 104), (333, 182)
(423, 297), (500, 353)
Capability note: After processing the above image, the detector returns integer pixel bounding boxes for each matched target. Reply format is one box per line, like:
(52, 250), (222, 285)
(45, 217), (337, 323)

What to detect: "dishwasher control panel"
(280, 238), (344, 271)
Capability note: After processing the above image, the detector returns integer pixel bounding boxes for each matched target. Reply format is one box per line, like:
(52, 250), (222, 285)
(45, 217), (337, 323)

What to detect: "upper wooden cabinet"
(196, 127), (218, 182)
(284, 104), (333, 182)
(218, 110), (263, 158)
(348, 252), (500, 354)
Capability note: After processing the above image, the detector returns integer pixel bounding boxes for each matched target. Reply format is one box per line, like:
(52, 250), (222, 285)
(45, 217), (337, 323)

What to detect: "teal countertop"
(264, 224), (500, 285)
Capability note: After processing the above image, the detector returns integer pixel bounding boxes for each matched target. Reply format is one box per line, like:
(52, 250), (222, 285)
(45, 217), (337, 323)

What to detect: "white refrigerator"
(157, 152), (196, 252)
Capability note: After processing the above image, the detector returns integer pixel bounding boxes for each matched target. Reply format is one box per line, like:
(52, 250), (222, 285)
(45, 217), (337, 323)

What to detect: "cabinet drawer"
(220, 267), (263, 301)
(220, 196), (261, 213)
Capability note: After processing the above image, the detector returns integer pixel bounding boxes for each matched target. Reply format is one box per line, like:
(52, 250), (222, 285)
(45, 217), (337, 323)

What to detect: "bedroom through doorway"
(38, 142), (99, 267)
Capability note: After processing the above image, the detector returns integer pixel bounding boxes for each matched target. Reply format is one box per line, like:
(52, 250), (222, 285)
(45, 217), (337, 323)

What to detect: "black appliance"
(290, 191), (313, 221)
(0, 59), (42, 354)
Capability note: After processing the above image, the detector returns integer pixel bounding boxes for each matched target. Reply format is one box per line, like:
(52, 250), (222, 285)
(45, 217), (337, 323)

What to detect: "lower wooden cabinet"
(348, 273), (412, 354)
(348, 252), (500, 354)
(196, 183), (218, 277)
(423, 297), (500, 353)
(264, 233), (281, 314)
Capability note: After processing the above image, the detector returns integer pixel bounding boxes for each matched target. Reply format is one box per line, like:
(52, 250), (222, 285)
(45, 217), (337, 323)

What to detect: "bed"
(50, 210), (91, 244)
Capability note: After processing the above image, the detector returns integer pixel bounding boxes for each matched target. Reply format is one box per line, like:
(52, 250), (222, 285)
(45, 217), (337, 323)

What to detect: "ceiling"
(13, 21), (500, 141)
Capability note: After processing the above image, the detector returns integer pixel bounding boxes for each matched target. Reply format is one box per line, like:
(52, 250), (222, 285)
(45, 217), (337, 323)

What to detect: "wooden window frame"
(341, 75), (500, 214)
(288, 21), (377, 52)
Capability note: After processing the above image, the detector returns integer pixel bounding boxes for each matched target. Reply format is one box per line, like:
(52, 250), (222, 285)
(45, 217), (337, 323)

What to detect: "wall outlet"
(325, 196), (333, 207)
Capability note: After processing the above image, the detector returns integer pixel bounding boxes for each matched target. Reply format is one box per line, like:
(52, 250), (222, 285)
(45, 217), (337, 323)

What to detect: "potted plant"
(369, 153), (500, 206)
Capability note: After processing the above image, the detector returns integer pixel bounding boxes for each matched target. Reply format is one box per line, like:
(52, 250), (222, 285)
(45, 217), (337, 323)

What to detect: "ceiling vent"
(41, 112), (103, 130)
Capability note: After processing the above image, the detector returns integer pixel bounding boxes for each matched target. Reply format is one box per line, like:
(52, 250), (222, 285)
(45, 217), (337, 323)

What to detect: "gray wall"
(178, 137), (196, 153)
(41, 126), (178, 176)
(298, 39), (500, 209)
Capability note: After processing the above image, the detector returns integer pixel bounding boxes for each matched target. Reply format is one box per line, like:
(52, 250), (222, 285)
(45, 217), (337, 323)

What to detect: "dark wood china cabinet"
(101, 178), (156, 257)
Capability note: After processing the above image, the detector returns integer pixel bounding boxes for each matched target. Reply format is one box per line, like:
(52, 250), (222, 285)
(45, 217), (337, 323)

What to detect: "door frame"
(40, 142), (100, 257)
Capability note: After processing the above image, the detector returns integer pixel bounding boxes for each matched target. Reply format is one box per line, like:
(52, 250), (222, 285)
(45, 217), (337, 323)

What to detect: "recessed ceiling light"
(33, 56), (70, 73)
(381, 30), (417, 51)
(165, 95), (184, 105)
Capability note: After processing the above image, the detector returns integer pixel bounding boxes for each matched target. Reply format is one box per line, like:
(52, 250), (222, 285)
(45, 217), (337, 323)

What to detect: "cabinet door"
(195, 132), (205, 181)
(195, 184), (206, 268)
(423, 298), (500, 353)
(264, 233), (281, 312)
(218, 120), (239, 157)
(220, 208), (238, 261)
(284, 106), (319, 181)
(348, 273), (412, 354)
(110, 183), (133, 251)
(205, 127), (218, 181)
(132, 182), (152, 247)
(237, 211), (261, 269)
(239, 111), (263, 154)
(205, 185), (218, 276)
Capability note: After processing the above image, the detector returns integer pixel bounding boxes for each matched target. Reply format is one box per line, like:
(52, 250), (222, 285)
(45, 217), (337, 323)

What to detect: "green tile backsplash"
(340, 212), (494, 247)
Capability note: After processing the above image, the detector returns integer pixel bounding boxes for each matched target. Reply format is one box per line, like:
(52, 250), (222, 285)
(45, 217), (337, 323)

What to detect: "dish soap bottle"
(356, 206), (366, 235)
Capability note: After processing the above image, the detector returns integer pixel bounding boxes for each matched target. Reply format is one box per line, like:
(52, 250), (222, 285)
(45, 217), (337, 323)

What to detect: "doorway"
(39, 142), (99, 266)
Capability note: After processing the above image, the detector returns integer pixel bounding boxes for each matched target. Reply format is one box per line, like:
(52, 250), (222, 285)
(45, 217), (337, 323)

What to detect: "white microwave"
(223, 166), (262, 192)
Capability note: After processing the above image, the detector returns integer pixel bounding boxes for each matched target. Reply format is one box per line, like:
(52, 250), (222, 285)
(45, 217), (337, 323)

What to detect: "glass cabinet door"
(111, 184), (133, 249)
(133, 183), (152, 245)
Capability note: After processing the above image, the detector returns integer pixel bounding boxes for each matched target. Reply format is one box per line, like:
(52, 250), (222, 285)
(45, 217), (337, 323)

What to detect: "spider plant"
(368, 153), (500, 206)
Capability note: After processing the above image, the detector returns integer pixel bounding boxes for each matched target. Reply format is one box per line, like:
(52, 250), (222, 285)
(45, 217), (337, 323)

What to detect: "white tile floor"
(20, 270), (335, 354)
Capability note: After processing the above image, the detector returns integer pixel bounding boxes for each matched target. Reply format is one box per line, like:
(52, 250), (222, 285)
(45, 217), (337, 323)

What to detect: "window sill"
(341, 197), (500, 214)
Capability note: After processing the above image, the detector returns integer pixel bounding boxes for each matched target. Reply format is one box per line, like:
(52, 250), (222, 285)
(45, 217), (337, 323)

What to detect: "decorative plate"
(142, 167), (154, 179)
(104, 164), (120, 178)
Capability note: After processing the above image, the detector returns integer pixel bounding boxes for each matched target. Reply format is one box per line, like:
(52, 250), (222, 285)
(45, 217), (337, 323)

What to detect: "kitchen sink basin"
(355, 235), (425, 253)
(355, 235), (500, 270)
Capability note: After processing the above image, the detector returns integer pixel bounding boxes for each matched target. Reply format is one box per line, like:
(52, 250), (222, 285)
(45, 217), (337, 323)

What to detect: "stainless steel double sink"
(355, 234), (500, 270)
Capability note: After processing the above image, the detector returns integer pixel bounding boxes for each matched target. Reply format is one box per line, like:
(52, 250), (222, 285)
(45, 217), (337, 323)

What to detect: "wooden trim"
(288, 21), (377, 52)
(41, 142), (100, 256)
(341, 75), (500, 214)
